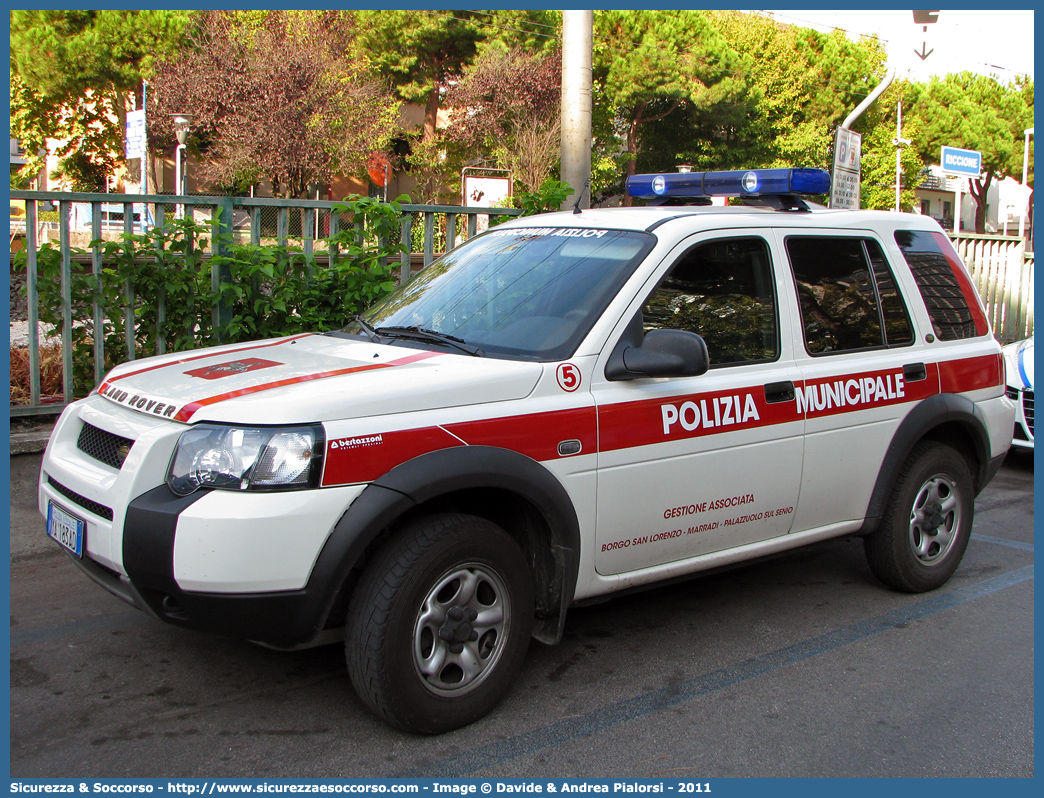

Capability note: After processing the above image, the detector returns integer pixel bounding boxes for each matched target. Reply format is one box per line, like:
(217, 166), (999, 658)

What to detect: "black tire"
(864, 441), (974, 593)
(345, 513), (534, 734)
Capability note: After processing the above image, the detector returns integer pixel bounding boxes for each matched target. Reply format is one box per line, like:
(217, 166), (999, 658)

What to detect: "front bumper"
(1009, 388), (1034, 449)
(39, 397), (367, 647)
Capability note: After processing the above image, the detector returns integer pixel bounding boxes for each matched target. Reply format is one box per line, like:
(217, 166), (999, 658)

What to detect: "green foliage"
(642, 10), (887, 174)
(512, 179), (574, 215)
(50, 151), (116, 193)
(9, 11), (192, 187)
(9, 72), (124, 189)
(593, 10), (751, 186)
(214, 196), (402, 342)
(12, 196), (405, 398)
(10, 10), (192, 96)
(906, 72), (1034, 231)
(357, 10), (485, 140)
(859, 93), (925, 212)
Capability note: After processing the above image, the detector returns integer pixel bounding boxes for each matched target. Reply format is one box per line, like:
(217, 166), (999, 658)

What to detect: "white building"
(914, 163), (1032, 239)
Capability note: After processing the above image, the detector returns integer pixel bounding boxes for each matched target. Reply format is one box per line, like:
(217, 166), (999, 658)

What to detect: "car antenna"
(572, 179), (591, 215)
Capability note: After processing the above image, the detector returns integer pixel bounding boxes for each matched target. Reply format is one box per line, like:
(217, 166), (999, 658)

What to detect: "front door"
(593, 232), (805, 576)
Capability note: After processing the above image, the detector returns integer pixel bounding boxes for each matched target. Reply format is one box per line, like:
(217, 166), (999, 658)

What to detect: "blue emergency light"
(626, 168), (831, 199)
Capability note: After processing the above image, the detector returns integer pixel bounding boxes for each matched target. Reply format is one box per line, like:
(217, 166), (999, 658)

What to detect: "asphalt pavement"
(8, 450), (1034, 778)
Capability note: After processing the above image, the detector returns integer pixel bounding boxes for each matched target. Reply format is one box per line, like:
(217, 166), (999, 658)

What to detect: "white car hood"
(95, 334), (543, 425)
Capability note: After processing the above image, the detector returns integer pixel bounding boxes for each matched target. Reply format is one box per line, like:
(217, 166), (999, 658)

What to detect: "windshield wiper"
(352, 315), (384, 343)
(375, 326), (485, 357)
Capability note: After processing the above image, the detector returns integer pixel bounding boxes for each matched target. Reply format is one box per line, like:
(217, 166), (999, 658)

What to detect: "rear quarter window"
(893, 230), (989, 340)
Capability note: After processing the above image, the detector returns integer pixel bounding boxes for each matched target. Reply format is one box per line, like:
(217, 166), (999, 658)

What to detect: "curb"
(11, 430), (51, 456)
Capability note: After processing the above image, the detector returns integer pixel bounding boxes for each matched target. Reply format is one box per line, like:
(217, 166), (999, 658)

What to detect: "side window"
(642, 237), (778, 366)
(786, 236), (912, 355)
(865, 239), (914, 346)
(893, 229), (989, 340)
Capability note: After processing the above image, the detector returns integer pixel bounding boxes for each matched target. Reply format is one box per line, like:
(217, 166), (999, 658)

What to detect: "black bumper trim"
(121, 483), (409, 648)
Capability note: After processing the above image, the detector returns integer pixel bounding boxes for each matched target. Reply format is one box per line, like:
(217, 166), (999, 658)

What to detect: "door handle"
(903, 362), (927, 382)
(764, 380), (795, 403)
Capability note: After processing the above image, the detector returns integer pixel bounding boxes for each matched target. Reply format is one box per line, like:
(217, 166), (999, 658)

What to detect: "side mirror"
(605, 316), (710, 381)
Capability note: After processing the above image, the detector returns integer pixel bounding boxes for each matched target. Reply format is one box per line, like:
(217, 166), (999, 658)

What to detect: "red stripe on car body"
(315, 357), (995, 488)
(98, 334), (314, 391)
(175, 351), (441, 422)
(320, 407), (598, 487)
(938, 353), (1003, 393)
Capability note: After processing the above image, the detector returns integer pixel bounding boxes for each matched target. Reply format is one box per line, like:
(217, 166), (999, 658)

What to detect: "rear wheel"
(346, 513), (533, 734)
(864, 441), (974, 593)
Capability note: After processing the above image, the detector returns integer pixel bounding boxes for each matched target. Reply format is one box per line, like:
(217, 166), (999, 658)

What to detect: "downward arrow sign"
(915, 42), (935, 60)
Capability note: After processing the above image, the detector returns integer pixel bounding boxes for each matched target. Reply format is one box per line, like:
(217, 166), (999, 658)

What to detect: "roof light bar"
(626, 168), (831, 199)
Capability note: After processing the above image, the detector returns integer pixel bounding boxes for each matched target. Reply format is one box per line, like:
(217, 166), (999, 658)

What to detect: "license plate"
(46, 501), (85, 558)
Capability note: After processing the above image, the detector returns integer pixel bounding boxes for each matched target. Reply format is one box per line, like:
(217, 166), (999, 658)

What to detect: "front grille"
(47, 475), (114, 521)
(77, 422), (135, 470)
(1023, 390), (1034, 436)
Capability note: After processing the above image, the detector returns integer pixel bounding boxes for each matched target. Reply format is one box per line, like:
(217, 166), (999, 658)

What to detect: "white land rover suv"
(39, 168), (1014, 734)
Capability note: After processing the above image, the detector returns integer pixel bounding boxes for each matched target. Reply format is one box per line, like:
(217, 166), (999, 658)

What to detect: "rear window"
(785, 236), (913, 355)
(893, 230), (989, 340)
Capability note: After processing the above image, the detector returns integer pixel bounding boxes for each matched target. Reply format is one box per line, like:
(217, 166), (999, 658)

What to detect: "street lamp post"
(1018, 127), (1033, 243)
(171, 114), (194, 217)
(892, 101), (911, 212)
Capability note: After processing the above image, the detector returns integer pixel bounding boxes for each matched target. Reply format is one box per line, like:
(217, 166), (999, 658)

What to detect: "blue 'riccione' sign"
(941, 146), (982, 177)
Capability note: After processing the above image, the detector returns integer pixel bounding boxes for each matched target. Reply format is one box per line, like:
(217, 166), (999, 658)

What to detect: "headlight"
(168, 424), (324, 496)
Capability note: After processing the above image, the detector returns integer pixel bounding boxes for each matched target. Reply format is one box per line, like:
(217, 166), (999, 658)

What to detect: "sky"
(755, 9), (1034, 84)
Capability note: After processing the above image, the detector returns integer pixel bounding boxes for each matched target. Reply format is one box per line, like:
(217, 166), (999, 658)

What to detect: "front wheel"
(346, 513), (534, 734)
(864, 441), (974, 593)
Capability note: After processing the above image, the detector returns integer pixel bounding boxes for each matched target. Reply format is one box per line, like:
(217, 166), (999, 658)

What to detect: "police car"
(1003, 336), (1034, 448)
(39, 168), (1015, 734)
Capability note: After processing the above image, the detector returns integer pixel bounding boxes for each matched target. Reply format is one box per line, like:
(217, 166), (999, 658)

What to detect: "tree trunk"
(423, 82), (440, 142)
(621, 102), (645, 208)
(969, 173), (993, 234)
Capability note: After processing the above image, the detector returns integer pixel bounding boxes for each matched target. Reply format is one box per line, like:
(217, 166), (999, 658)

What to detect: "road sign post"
(830, 127), (862, 209)
(125, 109), (147, 232)
(941, 146), (982, 235)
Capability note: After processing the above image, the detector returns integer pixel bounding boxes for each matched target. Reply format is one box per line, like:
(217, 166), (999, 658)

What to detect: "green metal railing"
(9, 191), (523, 416)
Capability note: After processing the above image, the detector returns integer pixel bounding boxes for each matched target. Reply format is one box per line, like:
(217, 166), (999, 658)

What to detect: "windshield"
(344, 226), (655, 361)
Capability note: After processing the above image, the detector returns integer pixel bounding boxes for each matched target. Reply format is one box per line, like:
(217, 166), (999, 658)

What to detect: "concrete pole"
(560, 10), (593, 211)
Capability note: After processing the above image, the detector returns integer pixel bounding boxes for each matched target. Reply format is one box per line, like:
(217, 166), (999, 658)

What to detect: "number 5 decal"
(557, 363), (581, 392)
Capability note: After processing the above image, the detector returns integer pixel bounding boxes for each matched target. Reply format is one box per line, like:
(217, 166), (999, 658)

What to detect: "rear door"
(776, 230), (938, 534)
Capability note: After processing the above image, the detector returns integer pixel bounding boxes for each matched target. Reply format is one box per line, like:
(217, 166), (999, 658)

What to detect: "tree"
(858, 90), (926, 212)
(356, 10), (485, 143)
(9, 10), (192, 187)
(907, 72), (1034, 233)
(9, 72), (121, 189)
(444, 47), (562, 193)
(592, 10), (750, 203)
(148, 11), (401, 198)
(667, 11), (888, 172)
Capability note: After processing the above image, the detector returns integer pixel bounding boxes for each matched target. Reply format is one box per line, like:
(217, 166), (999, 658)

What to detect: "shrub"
(11, 195), (406, 401)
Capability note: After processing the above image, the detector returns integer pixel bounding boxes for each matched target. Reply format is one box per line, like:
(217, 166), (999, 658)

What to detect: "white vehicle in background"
(1003, 336), (1034, 449)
